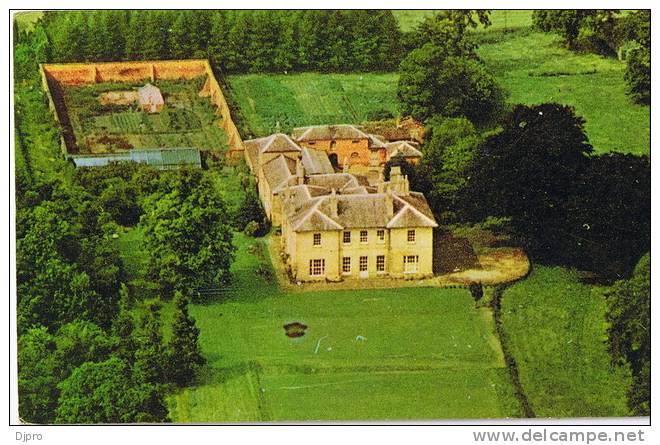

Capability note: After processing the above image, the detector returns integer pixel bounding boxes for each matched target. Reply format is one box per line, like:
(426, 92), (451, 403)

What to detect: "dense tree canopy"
(461, 103), (649, 279)
(18, 327), (61, 423)
(417, 116), (482, 217)
(398, 46), (505, 123)
(141, 169), (235, 296)
(621, 11), (651, 105)
(605, 253), (650, 415)
(56, 357), (169, 423)
(34, 10), (403, 75)
(397, 11), (503, 124)
(463, 104), (593, 258)
(532, 10), (619, 50)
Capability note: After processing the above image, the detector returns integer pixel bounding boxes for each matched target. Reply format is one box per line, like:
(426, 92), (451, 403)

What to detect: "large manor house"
(244, 124), (437, 282)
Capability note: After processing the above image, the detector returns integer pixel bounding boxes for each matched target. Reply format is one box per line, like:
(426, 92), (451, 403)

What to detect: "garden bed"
(59, 77), (228, 154)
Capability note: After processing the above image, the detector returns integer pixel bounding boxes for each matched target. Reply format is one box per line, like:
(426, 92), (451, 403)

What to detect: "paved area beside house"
(266, 235), (530, 293)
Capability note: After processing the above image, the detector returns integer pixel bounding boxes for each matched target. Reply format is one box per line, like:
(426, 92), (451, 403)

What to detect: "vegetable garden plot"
(60, 77), (229, 154)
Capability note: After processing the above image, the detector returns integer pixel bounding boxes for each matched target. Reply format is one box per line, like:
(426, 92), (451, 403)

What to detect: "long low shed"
(70, 147), (202, 169)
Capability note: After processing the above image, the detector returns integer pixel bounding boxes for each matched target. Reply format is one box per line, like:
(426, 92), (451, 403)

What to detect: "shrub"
(243, 221), (260, 237)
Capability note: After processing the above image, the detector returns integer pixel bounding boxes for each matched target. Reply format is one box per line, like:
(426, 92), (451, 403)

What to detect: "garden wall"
(40, 59), (245, 161)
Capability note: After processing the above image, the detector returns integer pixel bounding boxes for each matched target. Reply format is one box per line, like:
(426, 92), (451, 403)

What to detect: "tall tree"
(167, 292), (205, 386)
(141, 169), (235, 296)
(132, 300), (167, 386)
(464, 104), (593, 257)
(418, 116), (482, 215)
(625, 48), (650, 105)
(532, 10), (619, 49)
(398, 44), (505, 123)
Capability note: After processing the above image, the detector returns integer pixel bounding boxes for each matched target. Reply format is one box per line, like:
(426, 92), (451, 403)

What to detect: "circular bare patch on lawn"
(283, 322), (308, 338)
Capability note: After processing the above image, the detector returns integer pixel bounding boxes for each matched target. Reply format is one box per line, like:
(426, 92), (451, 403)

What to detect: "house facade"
(244, 128), (436, 282)
(281, 179), (436, 281)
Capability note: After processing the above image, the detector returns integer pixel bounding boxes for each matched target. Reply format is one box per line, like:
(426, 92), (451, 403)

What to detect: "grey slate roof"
(306, 173), (360, 191)
(386, 141), (423, 158)
(244, 133), (302, 172)
(262, 155), (297, 191)
(301, 147), (334, 175)
(287, 190), (437, 232)
(367, 134), (387, 149)
(292, 124), (370, 141)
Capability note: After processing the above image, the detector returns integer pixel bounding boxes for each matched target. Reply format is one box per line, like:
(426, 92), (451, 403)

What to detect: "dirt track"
(435, 248), (530, 286)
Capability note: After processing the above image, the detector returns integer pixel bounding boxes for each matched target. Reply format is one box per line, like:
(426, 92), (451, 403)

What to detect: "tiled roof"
(262, 155), (297, 191)
(301, 147), (334, 175)
(367, 134), (387, 149)
(292, 124), (370, 141)
(386, 141), (423, 158)
(287, 191), (437, 232)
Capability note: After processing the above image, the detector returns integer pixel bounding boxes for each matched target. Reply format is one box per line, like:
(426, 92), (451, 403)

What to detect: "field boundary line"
(491, 284), (535, 418)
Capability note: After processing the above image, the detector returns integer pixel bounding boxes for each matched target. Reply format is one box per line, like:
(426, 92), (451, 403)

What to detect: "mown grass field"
(477, 30), (650, 155)
(501, 267), (631, 417)
(228, 10), (649, 155)
(166, 233), (521, 421)
(227, 73), (399, 137)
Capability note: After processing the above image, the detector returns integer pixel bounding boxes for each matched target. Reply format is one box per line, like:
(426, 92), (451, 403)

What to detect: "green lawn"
(227, 73), (399, 137)
(477, 30), (650, 155)
(167, 233), (521, 421)
(228, 10), (648, 155)
(501, 266), (631, 417)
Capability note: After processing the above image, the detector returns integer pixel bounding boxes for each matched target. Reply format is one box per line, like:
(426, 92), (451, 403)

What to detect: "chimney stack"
(296, 158), (305, 185)
(328, 188), (339, 219)
(385, 188), (394, 219)
(390, 166), (402, 193)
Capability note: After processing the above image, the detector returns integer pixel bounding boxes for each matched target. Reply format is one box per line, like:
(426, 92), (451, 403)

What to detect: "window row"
(341, 229), (388, 244)
(308, 255), (420, 277)
(342, 255), (386, 274)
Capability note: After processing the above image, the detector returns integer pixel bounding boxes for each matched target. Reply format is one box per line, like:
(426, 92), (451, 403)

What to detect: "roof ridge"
(390, 195), (437, 227)
(260, 134), (276, 153)
(291, 197), (325, 231)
